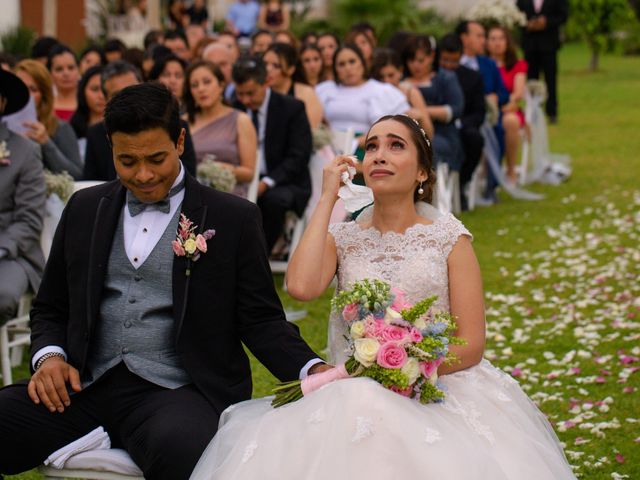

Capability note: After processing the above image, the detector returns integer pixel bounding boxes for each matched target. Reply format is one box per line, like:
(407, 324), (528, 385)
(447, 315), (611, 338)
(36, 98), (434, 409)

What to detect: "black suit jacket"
(236, 91), (312, 216)
(453, 66), (486, 130)
(517, 0), (569, 52)
(83, 121), (197, 181)
(30, 173), (319, 413)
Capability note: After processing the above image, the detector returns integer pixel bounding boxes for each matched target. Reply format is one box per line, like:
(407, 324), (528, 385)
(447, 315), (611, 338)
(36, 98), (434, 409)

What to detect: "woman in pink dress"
(47, 44), (80, 122)
(184, 60), (256, 198)
(487, 25), (528, 185)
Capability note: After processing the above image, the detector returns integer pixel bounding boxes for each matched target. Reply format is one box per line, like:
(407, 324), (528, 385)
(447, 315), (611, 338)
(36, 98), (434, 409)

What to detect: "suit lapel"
(264, 91), (278, 173)
(86, 181), (126, 334)
(173, 173), (206, 338)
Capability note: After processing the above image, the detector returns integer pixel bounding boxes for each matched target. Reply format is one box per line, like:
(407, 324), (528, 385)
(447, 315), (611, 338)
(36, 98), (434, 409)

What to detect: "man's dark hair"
(144, 30), (164, 49)
(105, 38), (127, 54)
(105, 82), (181, 145)
(455, 20), (483, 37)
(46, 44), (77, 71)
(163, 30), (189, 48)
(439, 33), (463, 54)
(101, 60), (142, 95)
(251, 29), (272, 43)
(31, 36), (59, 60)
(232, 56), (267, 85)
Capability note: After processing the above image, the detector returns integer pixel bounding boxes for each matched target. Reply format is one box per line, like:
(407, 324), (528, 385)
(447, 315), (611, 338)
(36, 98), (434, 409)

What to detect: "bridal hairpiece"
(403, 115), (431, 148)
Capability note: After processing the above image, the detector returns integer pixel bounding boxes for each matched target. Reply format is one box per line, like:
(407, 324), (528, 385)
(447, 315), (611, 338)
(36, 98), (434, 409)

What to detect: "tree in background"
(570, 0), (629, 70)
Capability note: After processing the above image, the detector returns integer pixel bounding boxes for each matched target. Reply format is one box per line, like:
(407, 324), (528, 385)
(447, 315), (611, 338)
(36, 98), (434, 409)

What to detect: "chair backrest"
(330, 128), (355, 156)
(246, 150), (261, 204)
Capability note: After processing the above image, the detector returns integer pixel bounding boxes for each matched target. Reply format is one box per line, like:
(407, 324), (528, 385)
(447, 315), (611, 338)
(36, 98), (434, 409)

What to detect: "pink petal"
(615, 453), (625, 464)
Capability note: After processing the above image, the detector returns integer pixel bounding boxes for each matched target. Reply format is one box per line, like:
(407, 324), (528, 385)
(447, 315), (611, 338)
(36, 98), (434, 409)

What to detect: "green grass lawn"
(7, 42), (639, 479)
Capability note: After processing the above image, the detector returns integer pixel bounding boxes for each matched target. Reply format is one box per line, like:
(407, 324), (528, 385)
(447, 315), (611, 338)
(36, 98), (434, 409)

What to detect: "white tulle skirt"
(190, 360), (576, 480)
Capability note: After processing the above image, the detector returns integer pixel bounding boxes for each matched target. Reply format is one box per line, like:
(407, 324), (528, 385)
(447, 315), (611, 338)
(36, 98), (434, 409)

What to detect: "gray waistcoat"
(86, 208), (191, 388)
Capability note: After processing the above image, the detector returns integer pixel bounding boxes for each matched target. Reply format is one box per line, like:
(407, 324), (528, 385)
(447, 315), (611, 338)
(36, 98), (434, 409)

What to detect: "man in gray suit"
(0, 69), (46, 325)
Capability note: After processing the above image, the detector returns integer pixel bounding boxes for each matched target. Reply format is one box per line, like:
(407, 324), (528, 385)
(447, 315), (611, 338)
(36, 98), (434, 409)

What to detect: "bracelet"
(35, 352), (65, 371)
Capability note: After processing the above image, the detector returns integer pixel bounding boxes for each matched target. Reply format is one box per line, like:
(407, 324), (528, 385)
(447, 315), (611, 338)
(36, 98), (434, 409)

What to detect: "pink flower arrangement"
(272, 279), (465, 407)
(172, 213), (215, 275)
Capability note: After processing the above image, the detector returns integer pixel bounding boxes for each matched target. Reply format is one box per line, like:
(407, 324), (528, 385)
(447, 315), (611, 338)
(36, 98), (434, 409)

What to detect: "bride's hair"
(368, 114), (436, 203)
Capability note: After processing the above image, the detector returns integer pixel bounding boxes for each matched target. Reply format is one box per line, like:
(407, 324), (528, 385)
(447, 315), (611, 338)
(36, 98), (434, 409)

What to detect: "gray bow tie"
(127, 176), (185, 217)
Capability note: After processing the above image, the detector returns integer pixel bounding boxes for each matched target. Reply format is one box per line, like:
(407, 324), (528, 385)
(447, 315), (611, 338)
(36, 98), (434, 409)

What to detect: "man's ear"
(176, 128), (186, 156)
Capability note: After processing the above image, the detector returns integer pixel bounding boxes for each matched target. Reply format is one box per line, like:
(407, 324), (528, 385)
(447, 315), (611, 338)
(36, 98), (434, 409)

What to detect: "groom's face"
(112, 127), (185, 203)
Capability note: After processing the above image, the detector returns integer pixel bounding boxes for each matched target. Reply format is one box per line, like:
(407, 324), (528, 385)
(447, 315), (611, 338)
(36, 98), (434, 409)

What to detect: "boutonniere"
(172, 213), (216, 276)
(0, 141), (10, 166)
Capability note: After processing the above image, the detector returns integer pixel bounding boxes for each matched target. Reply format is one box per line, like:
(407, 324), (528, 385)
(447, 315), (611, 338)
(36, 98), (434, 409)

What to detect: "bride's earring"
(418, 181), (424, 195)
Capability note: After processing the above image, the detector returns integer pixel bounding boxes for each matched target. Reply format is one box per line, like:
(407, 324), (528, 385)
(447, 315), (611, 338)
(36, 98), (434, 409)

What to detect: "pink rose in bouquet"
(377, 342), (408, 369)
(391, 287), (412, 312)
(342, 303), (359, 322)
(381, 324), (410, 345)
(409, 327), (423, 343)
(172, 239), (186, 256)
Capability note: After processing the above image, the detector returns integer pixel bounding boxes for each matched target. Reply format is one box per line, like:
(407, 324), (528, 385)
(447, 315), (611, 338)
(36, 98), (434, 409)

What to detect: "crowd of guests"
(0, 0), (567, 325)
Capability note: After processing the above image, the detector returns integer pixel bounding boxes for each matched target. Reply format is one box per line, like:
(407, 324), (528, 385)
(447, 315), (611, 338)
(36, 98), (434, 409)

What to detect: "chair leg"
(1, 325), (12, 386)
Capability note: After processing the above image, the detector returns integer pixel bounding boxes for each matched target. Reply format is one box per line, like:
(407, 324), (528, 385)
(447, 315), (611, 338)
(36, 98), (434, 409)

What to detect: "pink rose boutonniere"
(0, 141), (11, 166)
(172, 213), (215, 276)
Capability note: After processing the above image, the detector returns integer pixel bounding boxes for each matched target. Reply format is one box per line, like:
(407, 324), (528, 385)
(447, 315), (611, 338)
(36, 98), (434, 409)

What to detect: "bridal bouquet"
(272, 279), (465, 407)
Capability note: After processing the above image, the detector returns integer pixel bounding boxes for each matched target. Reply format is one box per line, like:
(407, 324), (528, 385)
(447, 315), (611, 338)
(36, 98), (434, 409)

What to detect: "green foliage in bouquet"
(331, 278), (391, 313)
(44, 170), (74, 203)
(196, 156), (237, 193)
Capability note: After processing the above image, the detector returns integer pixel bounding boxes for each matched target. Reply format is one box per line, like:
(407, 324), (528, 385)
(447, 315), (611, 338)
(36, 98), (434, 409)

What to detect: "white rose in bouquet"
(354, 338), (380, 367)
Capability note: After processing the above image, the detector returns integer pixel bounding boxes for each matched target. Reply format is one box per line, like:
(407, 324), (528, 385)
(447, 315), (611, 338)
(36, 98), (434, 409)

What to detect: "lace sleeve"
(328, 222), (353, 255)
(441, 214), (473, 258)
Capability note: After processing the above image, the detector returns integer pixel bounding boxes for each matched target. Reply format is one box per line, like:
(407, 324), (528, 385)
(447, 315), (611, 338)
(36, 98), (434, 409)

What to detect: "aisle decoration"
(272, 279), (465, 407)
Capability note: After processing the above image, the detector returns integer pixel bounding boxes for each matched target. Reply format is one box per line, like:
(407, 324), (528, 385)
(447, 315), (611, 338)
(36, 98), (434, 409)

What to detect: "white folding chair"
(246, 150), (261, 204)
(0, 294), (32, 386)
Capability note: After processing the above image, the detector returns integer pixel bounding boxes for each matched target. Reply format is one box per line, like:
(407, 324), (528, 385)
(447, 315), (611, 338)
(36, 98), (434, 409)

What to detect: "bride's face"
(362, 120), (426, 198)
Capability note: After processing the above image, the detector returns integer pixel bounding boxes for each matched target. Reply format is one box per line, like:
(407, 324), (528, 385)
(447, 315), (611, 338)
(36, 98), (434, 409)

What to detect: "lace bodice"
(327, 206), (471, 364)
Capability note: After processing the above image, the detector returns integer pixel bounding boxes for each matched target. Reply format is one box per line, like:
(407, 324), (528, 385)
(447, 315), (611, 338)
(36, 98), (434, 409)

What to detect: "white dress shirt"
(253, 88), (275, 187)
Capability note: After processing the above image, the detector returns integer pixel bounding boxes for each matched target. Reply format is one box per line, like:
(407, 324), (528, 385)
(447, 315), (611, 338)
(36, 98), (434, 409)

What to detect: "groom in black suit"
(0, 83), (323, 479)
(232, 57), (312, 252)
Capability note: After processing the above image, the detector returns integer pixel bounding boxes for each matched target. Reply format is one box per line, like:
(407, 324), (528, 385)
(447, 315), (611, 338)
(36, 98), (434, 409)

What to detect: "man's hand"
(28, 356), (82, 413)
(257, 180), (269, 197)
(308, 363), (334, 375)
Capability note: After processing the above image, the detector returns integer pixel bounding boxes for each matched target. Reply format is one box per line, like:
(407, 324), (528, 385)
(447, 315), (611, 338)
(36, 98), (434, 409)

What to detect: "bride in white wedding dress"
(190, 115), (576, 479)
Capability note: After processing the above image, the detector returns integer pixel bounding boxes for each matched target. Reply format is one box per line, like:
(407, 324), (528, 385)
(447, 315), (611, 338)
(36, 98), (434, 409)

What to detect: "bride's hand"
(321, 155), (356, 201)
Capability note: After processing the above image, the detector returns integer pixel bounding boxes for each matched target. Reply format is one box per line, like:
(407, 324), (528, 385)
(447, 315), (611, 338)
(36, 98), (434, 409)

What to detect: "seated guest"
(104, 38), (127, 63)
(316, 44), (409, 157)
(148, 54), (187, 105)
(15, 60), (83, 179)
(298, 44), (324, 87)
(232, 57), (312, 252)
(185, 60), (256, 197)
(370, 48), (434, 139)
(0, 69), (46, 326)
(163, 30), (192, 62)
(185, 24), (207, 55)
(202, 42), (235, 100)
(70, 66), (105, 161)
(438, 33), (486, 208)
(217, 31), (241, 64)
(30, 36), (59, 65)
(187, 0), (209, 27)
(345, 27), (375, 70)
(47, 44), (80, 122)
(258, 0), (290, 33)
(273, 29), (299, 50)
(402, 35), (465, 171)
(299, 31), (318, 47)
(487, 24), (528, 185)
(225, 0), (260, 38)
(264, 43), (323, 128)
(316, 32), (340, 82)
(78, 45), (106, 75)
(250, 29), (273, 56)
(83, 61), (196, 180)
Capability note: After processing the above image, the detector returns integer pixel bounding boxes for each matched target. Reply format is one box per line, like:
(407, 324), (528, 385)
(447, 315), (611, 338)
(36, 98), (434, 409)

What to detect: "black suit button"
(128, 298), (136, 304)
(134, 275), (142, 282)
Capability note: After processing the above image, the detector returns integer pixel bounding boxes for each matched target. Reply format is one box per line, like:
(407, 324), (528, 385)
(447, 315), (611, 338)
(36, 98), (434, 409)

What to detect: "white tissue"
(44, 426), (111, 469)
(337, 161), (374, 213)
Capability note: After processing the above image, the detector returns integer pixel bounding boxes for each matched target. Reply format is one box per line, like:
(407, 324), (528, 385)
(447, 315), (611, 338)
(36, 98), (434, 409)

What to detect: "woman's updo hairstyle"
(367, 114), (436, 203)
